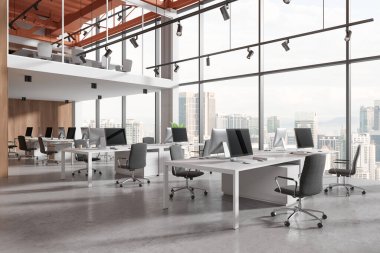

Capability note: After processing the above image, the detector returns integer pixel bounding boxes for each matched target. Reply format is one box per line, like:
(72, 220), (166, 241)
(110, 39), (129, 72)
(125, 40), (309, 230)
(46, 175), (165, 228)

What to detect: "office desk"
(61, 144), (170, 187)
(163, 155), (304, 230)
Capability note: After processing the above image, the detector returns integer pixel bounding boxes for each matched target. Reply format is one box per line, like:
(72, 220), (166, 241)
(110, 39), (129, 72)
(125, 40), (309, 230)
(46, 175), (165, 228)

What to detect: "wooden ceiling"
(8, 0), (200, 48)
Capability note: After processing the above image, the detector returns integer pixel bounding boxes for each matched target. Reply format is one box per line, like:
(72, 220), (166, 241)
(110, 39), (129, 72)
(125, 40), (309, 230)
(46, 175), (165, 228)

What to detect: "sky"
(76, 0), (380, 137)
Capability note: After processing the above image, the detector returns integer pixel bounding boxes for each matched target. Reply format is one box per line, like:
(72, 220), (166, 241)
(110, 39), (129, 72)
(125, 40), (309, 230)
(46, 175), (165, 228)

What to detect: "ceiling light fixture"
(176, 21), (182, 36)
(33, 3), (39, 10)
(281, 39), (290, 51)
(206, 56), (211, 66)
(174, 63), (180, 72)
(118, 13), (123, 22)
(130, 36), (139, 48)
(283, 0), (291, 4)
(246, 48), (254, 59)
(83, 30), (88, 36)
(220, 5), (230, 21)
(154, 68), (160, 77)
(104, 47), (112, 58)
(345, 29), (352, 42)
(80, 55), (87, 64)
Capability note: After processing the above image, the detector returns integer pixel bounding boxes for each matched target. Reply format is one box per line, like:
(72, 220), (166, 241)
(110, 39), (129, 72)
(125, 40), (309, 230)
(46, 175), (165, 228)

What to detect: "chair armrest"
(275, 176), (298, 198)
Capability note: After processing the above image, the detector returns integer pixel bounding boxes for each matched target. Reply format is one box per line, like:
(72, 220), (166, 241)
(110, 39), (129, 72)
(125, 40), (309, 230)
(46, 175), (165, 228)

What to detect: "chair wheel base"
(139, 184), (142, 187)
(119, 184), (123, 188)
(318, 222), (323, 228)
(324, 188), (328, 193)
(284, 221), (290, 227)
(191, 195), (195, 200)
(204, 191), (208, 196)
(271, 211), (276, 217)
(322, 214), (327, 220)
(116, 181), (119, 184)
(147, 180), (150, 184)
(362, 191), (366, 195)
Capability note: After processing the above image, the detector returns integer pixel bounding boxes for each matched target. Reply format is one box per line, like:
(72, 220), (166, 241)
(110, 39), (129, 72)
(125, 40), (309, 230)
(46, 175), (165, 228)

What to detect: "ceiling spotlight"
(281, 39), (290, 51)
(283, 0), (291, 4)
(80, 55), (86, 64)
(176, 21), (182, 37)
(206, 56), (211, 66)
(117, 13), (123, 22)
(104, 47), (112, 58)
(96, 23), (101, 29)
(22, 15), (27, 20)
(33, 3), (39, 10)
(246, 48), (254, 59)
(174, 63), (180, 73)
(98, 95), (102, 100)
(67, 33), (75, 42)
(154, 68), (160, 77)
(220, 5), (230, 21)
(22, 97), (26, 101)
(130, 36), (139, 48)
(83, 30), (88, 36)
(345, 29), (352, 42)
(143, 89), (148, 94)
(57, 43), (61, 48)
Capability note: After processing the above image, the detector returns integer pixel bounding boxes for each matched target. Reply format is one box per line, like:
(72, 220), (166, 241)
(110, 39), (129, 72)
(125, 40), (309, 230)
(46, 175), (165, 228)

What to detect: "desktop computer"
(294, 128), (314, 149)
(25, 127), (33, 137)
(226, 129), (253, 158)
(105, 128), (127, 146)
(206, 128), (228, 157)
(273, 128), (287, 151)
(66, 127), (76, 139)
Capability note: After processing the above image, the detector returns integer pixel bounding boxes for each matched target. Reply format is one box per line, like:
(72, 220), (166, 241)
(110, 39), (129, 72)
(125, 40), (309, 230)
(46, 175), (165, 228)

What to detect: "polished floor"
(1, 158), (380, 253)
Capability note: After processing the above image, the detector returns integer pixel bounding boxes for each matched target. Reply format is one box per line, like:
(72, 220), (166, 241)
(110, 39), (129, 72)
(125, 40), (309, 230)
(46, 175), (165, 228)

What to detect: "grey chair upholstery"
(324, 145), (365, 196)
(169, 145), (207, 200)
(116, 143), (149, 187)
(8, 140), (18, 158)
(38, 137), (58, 164)
(72, 139), (102, 176)
(142, 137), (155, 144)
(271, 154), (327, 228)
(17, 136), (36, 160)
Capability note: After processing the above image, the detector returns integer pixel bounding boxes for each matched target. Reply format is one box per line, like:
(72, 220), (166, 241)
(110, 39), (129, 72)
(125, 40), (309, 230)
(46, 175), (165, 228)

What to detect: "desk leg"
(157, 148), (161, 176)
(71, 143), (74, 166)
(233, 171), (240, 229)
(61, 151), (66, 179)
(163, 164), (169, 209)
(87, 153), (93, 188)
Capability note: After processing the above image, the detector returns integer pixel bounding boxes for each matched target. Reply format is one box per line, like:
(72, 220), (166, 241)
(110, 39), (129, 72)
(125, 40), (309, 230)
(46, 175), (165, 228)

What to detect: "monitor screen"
(294, 128), (314, 148)
(172, 128), (188, 142)
(25, 127), (33, 137)
(226, 129), (253, 157)
(45, 127), (53, 138)
(105, 128), (127, 146)
(66, 127), (76, 139)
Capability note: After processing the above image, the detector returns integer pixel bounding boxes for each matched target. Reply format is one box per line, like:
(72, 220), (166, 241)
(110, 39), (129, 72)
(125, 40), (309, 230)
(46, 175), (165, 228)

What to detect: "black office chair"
(72, 140), (102, 176)
(116, 143), (149, 187)
(142, 137), (155, 144)
(17, 136), (37, 160)
(8, 140), (18, 158)
(324, 145), (365, 196)
(38, 137), (58, 164)
(270, 154), (327, 228)
(169, 145), (207, 200)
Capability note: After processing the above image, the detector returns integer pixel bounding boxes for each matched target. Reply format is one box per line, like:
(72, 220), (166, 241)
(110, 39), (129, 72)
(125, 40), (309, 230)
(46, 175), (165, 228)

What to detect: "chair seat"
(275, 185), (301, 197)
(8, 145), (17, 148)
(45, 151), (58, 155)
(328, 168), (352, 176)
(84, 157), (101, 163)
(175, 170), (204, 179)
(26, 148), (37, 151)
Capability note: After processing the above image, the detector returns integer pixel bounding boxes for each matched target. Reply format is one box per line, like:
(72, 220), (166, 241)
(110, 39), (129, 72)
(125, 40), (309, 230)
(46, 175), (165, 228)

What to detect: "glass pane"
(99, 97), (122, 128)
(75, 100), (96, 138)
(178, 85), (199, 143)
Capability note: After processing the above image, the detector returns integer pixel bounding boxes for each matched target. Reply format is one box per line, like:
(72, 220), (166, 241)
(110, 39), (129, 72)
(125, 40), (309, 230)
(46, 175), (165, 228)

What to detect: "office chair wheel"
(322, 214), (327, 220)
(171, 189), (174, 193)
(350, 186), (354, 190)
(284, 221), (290, 227)
(324, 188), (328, 193)
(139, 184), (142, 187)
(119, 184), (123, 188)
(147, 180), (150, 184)
(210, 172), (212, 174)
(191, 195), (195, 200)
(270, 211), (276, 217)
(99, 171), (102, 175)
(328, 186), (332, 189)
(94, 169), (97, 172)
(190, 187), (194, 191)
(204, 191), (208, 196)
(116, 181), (119, 184)
(78, 171), (81, 174)
(72, 172), (75, 176)
(169, 194), (174, 199)
(133, 179), (136, 182)
(362, 191), (366, 195)
(317, 222), (323, 228)
(156, 174), (159, 177)
(85, 174), (88, 177)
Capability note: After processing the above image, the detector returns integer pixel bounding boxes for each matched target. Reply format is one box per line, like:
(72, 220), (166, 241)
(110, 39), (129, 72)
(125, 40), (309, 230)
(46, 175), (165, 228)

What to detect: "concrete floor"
(1, 158), (380, 253)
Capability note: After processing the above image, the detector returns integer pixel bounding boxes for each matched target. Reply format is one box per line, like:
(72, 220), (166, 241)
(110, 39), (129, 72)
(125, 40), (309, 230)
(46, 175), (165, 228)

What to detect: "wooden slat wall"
(8, 99), (73, 141)
(0, 0), (8, 178)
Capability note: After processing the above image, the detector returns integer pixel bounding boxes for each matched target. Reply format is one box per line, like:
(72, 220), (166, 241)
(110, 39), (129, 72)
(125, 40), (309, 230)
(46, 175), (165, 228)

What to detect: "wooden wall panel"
(8, 99), (73, 141)
(0, 0), (8, 178)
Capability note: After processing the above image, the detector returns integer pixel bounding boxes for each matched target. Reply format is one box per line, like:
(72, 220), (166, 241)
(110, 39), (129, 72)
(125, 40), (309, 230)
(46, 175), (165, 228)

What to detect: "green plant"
(171, 122), (185, 128)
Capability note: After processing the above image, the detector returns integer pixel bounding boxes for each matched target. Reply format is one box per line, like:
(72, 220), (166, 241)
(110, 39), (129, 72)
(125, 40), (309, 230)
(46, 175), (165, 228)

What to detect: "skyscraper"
(204, 92), (216, 138)
(352, 133), (376, 180)
(294, 112), (318, 146)
(125, 119), (144, 144)
(373, 101), (380, 130)
(360, 106), (374, 133)
(267, 116), (280, 133)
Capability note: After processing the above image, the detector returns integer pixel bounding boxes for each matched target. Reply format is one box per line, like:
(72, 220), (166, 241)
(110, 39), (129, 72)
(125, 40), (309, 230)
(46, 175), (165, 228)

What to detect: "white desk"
(163, 154), (305, 230)
(61, 144), (170, 187)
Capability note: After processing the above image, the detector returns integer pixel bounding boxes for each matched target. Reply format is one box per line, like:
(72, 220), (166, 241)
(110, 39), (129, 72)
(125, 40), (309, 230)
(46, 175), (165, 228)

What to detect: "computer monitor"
(207, 129), (228, 155)
(25, 127), (33, 137)
(164, 127), (173, 143)
(294, 128), (314, 149)
(81, 127), (90, 139)
(172, 128), (188, 143)
(226, 129), (253, 158)
(58, 127), (65, 139)
(45, 127), (53, 138)
(66, 127), (76, 139)
(273, 128), (287, 150)
(89, 128), (106, 147)
(105, 128), (127, 146)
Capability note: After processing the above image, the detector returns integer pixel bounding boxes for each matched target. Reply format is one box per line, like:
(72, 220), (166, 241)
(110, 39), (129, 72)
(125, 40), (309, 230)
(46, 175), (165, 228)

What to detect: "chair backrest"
(169, 145), (186, 175)
(45, 127), (53, 138)
(37, 42), (53, 59)
(128, 143), (147, 170)
(202, 140), (211, 157)
(142, 137), (154, 144)
(38, 137), (46, 154)
(351, 145), (361, 175)
(18, 136), (28, 151)
(74, 139), (88, 161)
(299, 154), (326, 196)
